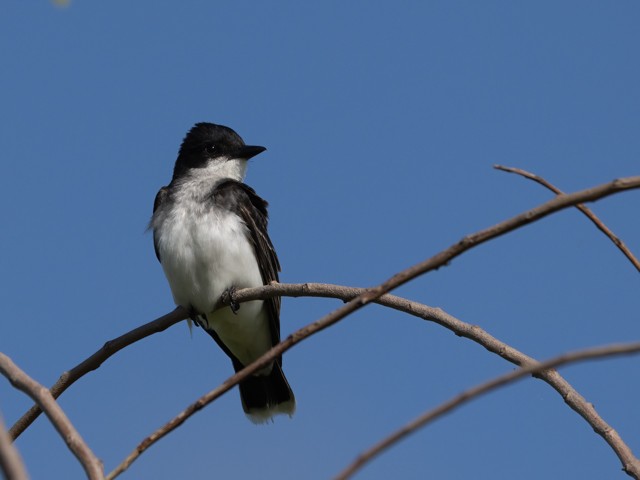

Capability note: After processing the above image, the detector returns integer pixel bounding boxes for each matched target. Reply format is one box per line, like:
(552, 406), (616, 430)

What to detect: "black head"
(172, 122), (266, 180)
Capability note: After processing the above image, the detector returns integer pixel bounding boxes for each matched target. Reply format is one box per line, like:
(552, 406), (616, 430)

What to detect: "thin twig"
(9, 307), (188, 440)
(336, 342), (640, 480)
(494, 165), (640, 272)
(0, 353), (103, 480)
(0, 412), (28, 480)
(107, 176), (640, 479)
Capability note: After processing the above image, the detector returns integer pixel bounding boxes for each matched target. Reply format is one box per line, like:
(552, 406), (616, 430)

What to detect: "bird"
(150, 122), (295, 423)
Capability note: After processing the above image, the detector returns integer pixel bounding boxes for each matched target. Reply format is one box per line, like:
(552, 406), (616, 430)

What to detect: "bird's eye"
(205, 144), (217, 155)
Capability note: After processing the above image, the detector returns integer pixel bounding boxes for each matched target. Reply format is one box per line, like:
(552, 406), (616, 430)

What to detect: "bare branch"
(9, 307), (188, 440)
(0, 411), (28, 480)
(494, 165), (640, 272)
(336, 342), (640, 480)
(9, 281), (637, 478)
(109, 280), (640, 479)
(0, 353), (103, 479)
(10, 281), (637, 478)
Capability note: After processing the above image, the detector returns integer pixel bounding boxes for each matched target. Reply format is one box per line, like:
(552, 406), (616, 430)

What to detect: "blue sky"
(1, 1), (639, 479)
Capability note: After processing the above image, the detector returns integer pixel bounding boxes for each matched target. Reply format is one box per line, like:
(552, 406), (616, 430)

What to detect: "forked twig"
(495, 165), (640, 272)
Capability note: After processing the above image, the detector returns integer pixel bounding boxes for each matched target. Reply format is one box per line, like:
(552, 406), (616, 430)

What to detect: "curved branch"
(0, 353), (103, 480)
(0, 412), (27, 480)
(18, 282), (637, 477)
(495, 165), (640, 272)
(106, 284), (640, 479)
(9, 307), (188, 440)
(336, 341), (640, 480)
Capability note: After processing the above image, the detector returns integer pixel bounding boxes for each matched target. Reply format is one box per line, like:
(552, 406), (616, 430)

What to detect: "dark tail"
(237, 362), (295, 424)
(197, 320), (295, 423)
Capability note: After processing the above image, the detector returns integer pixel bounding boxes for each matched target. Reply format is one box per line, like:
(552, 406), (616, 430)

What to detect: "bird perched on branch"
(150, 122), (295, 423)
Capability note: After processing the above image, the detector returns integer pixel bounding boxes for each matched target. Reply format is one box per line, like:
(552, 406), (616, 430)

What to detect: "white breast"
(157, 202), (262, 314)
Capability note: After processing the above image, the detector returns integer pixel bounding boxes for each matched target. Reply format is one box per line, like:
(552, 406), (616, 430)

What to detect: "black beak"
(237, 145), (266, 160)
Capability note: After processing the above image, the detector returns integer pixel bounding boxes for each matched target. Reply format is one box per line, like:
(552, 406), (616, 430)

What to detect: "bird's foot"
(188, 306), (203, 328)
(222, 286), (240, 314)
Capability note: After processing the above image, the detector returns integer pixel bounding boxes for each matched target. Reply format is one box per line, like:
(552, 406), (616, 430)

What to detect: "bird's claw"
(222, 286), (240, 314)
(188, 307), (203, 328)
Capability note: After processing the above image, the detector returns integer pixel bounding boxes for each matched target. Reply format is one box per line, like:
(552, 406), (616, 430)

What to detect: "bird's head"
(172, 122), (266, 182)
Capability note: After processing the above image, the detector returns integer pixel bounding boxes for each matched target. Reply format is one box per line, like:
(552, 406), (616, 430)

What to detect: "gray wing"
(213, 180), (282, 343)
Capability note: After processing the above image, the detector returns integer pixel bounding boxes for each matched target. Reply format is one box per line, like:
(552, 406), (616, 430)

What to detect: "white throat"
(182, 157), (248, 185)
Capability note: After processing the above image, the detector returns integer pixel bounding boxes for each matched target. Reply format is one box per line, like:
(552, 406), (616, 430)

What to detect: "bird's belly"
(157, 209), (263, 315)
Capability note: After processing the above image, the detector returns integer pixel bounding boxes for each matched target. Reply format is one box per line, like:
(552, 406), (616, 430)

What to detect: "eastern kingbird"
(150, 122), (295, 423)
